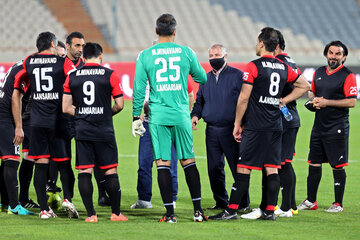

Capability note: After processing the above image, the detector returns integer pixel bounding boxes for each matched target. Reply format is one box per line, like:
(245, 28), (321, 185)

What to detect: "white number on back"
(155, 57), (181, 82)
(83, 81), (95, 105)
(33, 67), (53, 92)
(269, 72), (280, 96)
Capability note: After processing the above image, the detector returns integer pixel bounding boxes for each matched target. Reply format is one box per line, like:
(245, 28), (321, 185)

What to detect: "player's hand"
(132, 118), (146, 137)
(313, 97), (327, 109)
(13, 127), (24, 146)
(233, 123), (243, 143)
(191, 116), (199, 130)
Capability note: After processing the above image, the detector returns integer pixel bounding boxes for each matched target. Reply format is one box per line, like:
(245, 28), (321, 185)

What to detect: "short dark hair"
(57, 40), (66, 49)
(36, 32), (57, 52)
(66, 31), (84, 45)
(258, 27), (279, 52)
(323, 40), (348, 57)
(156, 13), (176, 36)
(275, 29), (285, 50)
(83, 42), (103, 59)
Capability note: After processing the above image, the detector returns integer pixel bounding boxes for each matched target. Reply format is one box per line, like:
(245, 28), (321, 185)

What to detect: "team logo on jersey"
(316, 77), (321, 81)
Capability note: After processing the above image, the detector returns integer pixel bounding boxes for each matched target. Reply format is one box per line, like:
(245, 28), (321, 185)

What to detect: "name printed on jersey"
(156, 83), (182, 92)
(76, 68), (105, 76)
(152, 47), (182, 55)
(78, 107), (104, 115)
(29, 58), (57, 64)
(261, 61), (285, 70)
(258, 96), (280, 105)
(33, 92), (59, 100)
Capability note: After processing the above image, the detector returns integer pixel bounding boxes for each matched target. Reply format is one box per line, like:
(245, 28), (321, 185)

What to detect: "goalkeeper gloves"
(132, 116), (146, 137)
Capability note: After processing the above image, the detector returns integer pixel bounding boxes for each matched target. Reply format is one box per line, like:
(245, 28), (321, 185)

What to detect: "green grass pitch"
(0, 99), (359, 240)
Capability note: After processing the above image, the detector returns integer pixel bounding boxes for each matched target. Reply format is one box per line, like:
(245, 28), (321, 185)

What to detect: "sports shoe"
(274, 205), (279, 211)
(62, 199), (79, 218)
(238, 205), (250, 212)
(241, 208), (262, 219)
(207, 204), (226, 210)
(85, 215), (98, 223)
(39, 208), (57, 219)
(8, 205), (36, 215)
(110, 213), (128, 221)
(193, 210), (208, 222)
(208, 210), (238, 220)
(130, 200), (153, 209)
(158, 214), (177, 223)
(98, 196), (111, 206)
(291, 208), (299, 215)
(325, 203), (344, 213)
(46, 182), (62, 193)
(20, 199), (40, 208)
(297, 199), (318, 210)
(274, 208), (293, 217)
(258, 211), (276, 221)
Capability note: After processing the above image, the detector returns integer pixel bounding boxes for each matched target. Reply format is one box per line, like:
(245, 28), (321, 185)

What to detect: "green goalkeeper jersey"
(133, 42), (207, 125)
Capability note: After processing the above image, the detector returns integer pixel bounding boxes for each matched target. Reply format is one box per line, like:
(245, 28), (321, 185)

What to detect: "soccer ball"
(47, 192), (62, 211)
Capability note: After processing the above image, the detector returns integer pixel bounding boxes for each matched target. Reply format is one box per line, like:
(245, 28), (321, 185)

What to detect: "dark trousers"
(206, 125), (249, 208)
(137, 122), (178, 202)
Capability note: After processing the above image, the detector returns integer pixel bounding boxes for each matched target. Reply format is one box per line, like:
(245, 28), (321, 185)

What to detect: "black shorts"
(75, 139), (118, 170)
(308, 130), (348, 168)
(0, 122), (20, 160)
(237, 130), (282, 170)
(28, 127), (71, 161)
(22, 123), (31, 153)
(281, 128), (299, 165)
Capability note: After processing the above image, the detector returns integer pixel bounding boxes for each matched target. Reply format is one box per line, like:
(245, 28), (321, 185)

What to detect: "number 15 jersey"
(242, 55), (300, 131)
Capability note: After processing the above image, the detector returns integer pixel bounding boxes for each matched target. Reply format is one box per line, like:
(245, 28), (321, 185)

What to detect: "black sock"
(333, 169), (346, 206)
(78, 173), (96, 217)
(0, 162), (9, 206)
(104, 174), (121, 215)
(157, 165), (173, 216)
(94, 167), (107, 198)
(3, 160), (20, 209)
(227, 173), (250, 215)
(19, 159), (34, 202)
(58, 161), (75, 201)
(290, 163), (297, 210)
(259, 168), (267, 211)
(34, 163), (49, 211)
(279, 163), (293, 211)
(307, 165), (322, 203)
(48, 160), (59, 186)
(183, 163), (202, 212)
(265, 173), (280, 214)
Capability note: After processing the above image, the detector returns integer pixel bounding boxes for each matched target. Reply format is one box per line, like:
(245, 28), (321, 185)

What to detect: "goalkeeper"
(132, 13), (207, 223)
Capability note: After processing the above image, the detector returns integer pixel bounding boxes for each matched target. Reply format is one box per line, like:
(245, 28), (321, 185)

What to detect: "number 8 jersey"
(14, 53), (76, 128)
(242, 55), (300, 131)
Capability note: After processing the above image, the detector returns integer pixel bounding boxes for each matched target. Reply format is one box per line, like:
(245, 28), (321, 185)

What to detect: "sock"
(34, 163), (49, 211)
(104, 174), (121, 215)
(290, 163), (297, 210)
(48, 160), (59, 186)
(3, 160), (20, 209)
(78, 173), (96, 217)
(19, 159), (34, 202)
(307, 165), (322, 203)
(157, 165), (173, 216)
(94, 167), (107, 198)
(183, 163), (202, 212)
(279, 162), (293, 211)
(0, 162), (9, 205)
(333, 169), (346, 206)
(227, 173), (250, 215)
(265, 173), (280, 214)
(58, 161), (75, 201)
(259, 168), (267, 211)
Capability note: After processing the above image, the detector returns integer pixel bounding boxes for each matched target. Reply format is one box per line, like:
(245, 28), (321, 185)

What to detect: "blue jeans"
(137, 122), (178, 202)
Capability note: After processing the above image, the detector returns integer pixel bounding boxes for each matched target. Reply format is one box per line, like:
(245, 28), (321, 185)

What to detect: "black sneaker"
(20, 199), (40, 208)
(208, 210), (238, 220)
(98, 196), (111, 206)
(207, 205), (226, 210)
(158, 214), (177, 223)
(238, 205), (251, 212)
(257, 211), (276, 221)
(46, 183), (62, 193)
(193, 210), (208, 222)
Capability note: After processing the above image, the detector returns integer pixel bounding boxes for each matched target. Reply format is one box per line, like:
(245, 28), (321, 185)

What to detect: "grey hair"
(209, 44), (227, 55)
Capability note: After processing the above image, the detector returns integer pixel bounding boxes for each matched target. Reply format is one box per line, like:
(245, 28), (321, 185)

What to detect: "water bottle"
(280, 105), (293, 121)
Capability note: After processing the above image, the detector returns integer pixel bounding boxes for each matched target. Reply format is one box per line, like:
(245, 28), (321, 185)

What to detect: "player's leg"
(46, 159), (61, 193)
(0, 160), (9, 210)
(94, 167), (110, 206)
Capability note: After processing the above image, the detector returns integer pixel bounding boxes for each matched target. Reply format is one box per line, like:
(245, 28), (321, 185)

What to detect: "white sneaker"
(62, 199), (79, 218)
(130, 200), (153, 209)
(297, 199), (318, 210)
(274, 208), (293, 217)
(39, 208), (57, 219)
(240, 208), (262, 219)
(325, 203), (343, 213)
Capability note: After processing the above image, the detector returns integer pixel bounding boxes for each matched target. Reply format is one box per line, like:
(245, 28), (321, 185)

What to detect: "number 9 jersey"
(242, 55), (300, 131)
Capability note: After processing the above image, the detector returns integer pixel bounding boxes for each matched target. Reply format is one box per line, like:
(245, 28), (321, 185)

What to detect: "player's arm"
(112, 96), (124, 116)
(62, 94), (75, 116)
(133, 54), (148, 117)
(110, 72), (124, 116)
(234, 83), (252, 142)
(188, 91), (194, 110)
(188, 47), (207, 84)
(191, 84), (204, 130)
(281, 75), (310, 105)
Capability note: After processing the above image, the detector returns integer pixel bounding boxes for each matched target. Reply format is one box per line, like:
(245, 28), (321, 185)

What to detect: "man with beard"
(298, 40), (357, 212)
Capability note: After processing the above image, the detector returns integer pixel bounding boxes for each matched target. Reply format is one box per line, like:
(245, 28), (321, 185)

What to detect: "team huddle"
(0, 13), (357, 223)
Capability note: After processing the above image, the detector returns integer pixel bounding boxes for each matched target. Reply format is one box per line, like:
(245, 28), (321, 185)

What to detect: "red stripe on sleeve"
(287, 66), (300, 84)
(343, 73), (357, 98)
(63, 75), (71, 94)
(242, 62), (257, 84)
(311, 72), (316, 93)
(110, 72), (123, 97)
(64, 57), (76, 76)
(14, 69), (29, 93)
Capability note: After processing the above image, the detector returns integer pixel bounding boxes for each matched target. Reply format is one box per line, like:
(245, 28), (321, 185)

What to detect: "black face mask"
(209, 57), (225, 71)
